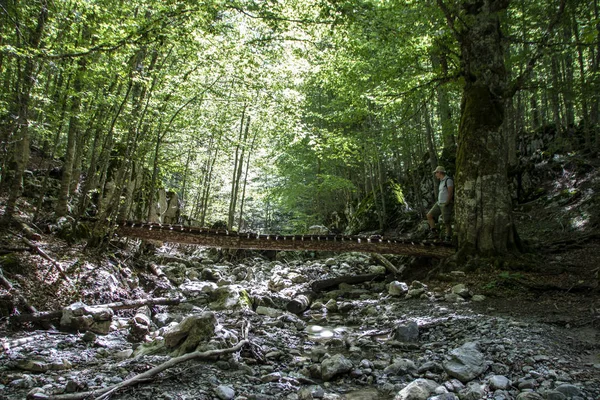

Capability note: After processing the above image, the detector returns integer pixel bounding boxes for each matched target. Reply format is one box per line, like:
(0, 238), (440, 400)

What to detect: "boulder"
(321, 354), (353, 381)
(442, 342), (487, 383)
(394, 378), (438, 400)
(60, 302), (114, 335)
(163, 312), (218, 356)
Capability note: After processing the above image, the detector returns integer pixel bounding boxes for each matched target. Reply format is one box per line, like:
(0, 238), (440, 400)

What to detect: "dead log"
(286, 291), (317, 314)
(372, 253), (403, 275)
(47, 323), (250, 400)
(20, 235), (73, 286)
(286, 273), (386, 314)
(10, 297), (182, 324)
(310, 273), (385, 292)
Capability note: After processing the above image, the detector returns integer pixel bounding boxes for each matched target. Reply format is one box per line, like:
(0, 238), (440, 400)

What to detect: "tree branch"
(505, 0), (567, 98)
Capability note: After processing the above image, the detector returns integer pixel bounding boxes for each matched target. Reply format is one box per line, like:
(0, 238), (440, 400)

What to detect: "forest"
(1, 1), (600, 400)
(1, 0), (597, 256)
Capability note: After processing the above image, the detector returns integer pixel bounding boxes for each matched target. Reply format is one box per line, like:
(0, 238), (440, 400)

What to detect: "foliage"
(0, 0), (597, 242)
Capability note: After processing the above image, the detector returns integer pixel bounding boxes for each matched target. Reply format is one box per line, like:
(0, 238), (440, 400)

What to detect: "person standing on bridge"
(427, 166), (454, 242)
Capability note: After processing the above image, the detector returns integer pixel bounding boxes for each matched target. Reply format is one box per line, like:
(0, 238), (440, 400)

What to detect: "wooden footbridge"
(117, 221), (455, 258)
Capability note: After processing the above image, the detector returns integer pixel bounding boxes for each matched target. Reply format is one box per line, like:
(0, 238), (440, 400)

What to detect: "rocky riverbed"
(1, 244), (599, 400)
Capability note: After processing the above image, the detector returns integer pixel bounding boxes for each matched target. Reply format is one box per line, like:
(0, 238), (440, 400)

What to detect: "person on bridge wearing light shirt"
(427, 166), (454, 242)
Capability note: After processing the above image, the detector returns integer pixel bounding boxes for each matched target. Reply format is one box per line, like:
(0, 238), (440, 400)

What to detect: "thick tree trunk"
(451, 0), (519, 256)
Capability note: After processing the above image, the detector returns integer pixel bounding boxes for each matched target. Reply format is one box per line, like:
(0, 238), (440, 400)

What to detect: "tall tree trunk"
(573, 15), (591, 151)
(228, 108), (248, 230)
(3, 1), (48, 222)
(423, 104), (439, 205)
(530, 93), (540, 133)
(440, 0), (519, 256)
(561, 25), (575, 129)
(550, 56), (563, 142)
(591, 0), (600, 151)
(56, 59), (86, 217)
(238, 132), (257, 231)
(432, 50), (456, 164)
(199, 147), (219, 227)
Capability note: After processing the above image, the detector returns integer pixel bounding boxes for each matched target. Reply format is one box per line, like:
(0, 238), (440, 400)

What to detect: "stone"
(321, 354), (353, 381)
(515, 393), (544, 400)
(298, 385), (325, 400)
(429, 394), (458, 400)
(163, 312), (218, 356)
(384, 359), (417, 375)
(394, 378), (438, 400)
(60, 302), (114, 334)
(215, 384), (235, 400)
(544, 390), (567, 400)
(343, 388), (381, 400)
(256, 306), (283, 317)
(458, 382), (485, 400)
(389, 281), (409, 296)
(393, 321), (419, 342)
(17, 360), (49, 373)
(555, 384), (582, 398)
(406, 288), (426, 298)
(489, 375), (511, 390)
(451, 284), (470, 298)
(209, 286), (251, 310)
(442, 342), (487, 383)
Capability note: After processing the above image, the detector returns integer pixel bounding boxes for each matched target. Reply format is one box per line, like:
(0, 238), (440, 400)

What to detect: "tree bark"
(3, 1), (48, 221)
(56, 60), (85, 217)
(441, 0), (520, 256)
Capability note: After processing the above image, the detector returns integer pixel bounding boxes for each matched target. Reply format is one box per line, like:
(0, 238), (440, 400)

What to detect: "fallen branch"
(286, 273), (386, 314)
(19, 235), (73, 286)
(310, 273), (385, 292)
(47, 322), (250, 400)
(10, 297), (182, 324)
(372, 253), (404, 276)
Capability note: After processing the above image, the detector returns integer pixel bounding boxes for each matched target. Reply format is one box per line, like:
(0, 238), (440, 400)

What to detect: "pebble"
(1, 253), (598, 400)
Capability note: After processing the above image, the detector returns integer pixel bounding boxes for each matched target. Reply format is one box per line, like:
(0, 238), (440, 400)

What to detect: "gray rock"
(429, 394), (458, 400)
(458, 382), (484, 400)
(209, 285), (251, 310)
(406, 288), (426, 298)
(444, 293), (465, 303)
(60, 302), (114, 334)
(384, 359), (417, 375)
(544, 390), (567, 400)
(163, 312), (218, 356)
(442, 342), (487, 383)
(393, 321), (419, 342)
(451, 284), (470, 298)
(394, 378), (438, 400)
(343, 388), (381, 400)
(215, 384), (235, 400)
(389, 281), (409, 296)
(555, 384), (582, 398)
(489, 375), (511, 390)
(321, 354), (353, 381)
(515, 392), (544, 400)
(298, 385), (325, 399)
(256, 306), (283, 317)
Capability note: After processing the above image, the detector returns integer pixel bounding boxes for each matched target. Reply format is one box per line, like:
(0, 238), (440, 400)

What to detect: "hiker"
(427, 166), (454, 241)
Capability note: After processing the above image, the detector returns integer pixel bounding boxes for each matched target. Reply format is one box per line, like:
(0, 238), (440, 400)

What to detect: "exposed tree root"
(47, 322), (250, 400)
